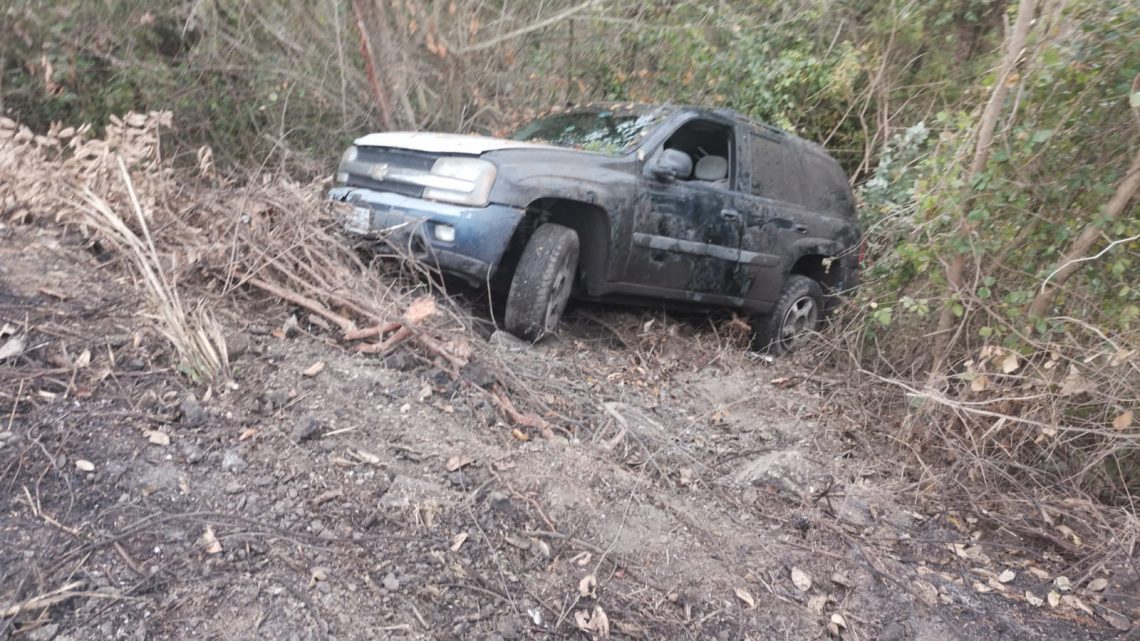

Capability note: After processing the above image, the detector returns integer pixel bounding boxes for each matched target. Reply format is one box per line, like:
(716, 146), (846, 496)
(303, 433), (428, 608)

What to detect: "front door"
(624, 118), (743, 298)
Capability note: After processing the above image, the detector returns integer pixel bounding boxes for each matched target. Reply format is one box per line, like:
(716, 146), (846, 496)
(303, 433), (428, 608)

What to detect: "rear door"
(735, 128), (813, 303)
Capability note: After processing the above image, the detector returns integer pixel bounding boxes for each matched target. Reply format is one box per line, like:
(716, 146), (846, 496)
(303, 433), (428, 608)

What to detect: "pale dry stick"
(0, 581), (86, 618)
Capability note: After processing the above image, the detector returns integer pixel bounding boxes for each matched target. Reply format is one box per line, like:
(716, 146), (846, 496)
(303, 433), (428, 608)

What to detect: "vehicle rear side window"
(799, 152), (855, 217)
(749, 132), (804, 205)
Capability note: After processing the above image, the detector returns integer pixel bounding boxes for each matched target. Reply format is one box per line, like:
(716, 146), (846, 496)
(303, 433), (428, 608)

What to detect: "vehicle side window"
(799, 152), (855, 217)
(661, 119), (735, 189)
(749, 132), (804, 205)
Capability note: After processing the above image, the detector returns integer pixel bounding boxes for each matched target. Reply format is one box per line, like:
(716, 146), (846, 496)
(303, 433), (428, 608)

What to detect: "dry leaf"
(579, 574), (598, 598)
(734, 587), (756, 609)
(446, 455), (474, 472)
(1113, 410), (1133, 431)
(1100, 609), (1132, 631)
(0, 336), (25, 361)
(1053, 576), (1072, 592)
(1025, 591), (1044, 607)
(1061, 595), (1094, 616)
(1027, 566), (1051, 581)
(574, 605), (610, 638)
(1086, 577), (1108, 592)
(74, 348), (92, 369)
(998, 569), (1016, 584)
(970, 374), (989, 392)
(201, 526), (222, 554)
(807, 595), (828, 614)
(302, 361), (325, 377)
(791, 567), (812, 592)
(146, 430), (170, 446)
(1047, 591), (1061, 607)
(511, 428), (529, 441)
(1001, 353), (1020, 374)
(972, 581), (993, 594)
(914, 580), (939, 606)
(450, 532), (468, 551)
(238, 427), (258, 441)
(75, 459), (95, 472)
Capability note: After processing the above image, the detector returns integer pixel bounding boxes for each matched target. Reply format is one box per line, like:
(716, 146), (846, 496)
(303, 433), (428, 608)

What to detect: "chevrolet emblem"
(368, 163), (390, 181)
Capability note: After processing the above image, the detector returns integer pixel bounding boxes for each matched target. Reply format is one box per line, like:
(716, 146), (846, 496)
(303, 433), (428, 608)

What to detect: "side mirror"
(650, 149), (692, 181)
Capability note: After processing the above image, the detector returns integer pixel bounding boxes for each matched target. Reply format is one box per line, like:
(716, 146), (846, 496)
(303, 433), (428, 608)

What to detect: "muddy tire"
(504, 223), (579, 342)
(752, 275), (823, 355)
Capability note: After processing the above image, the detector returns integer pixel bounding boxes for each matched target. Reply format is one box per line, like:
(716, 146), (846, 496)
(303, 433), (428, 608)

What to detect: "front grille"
(346, 146), (439, 198)
(345, 174), (423, 198)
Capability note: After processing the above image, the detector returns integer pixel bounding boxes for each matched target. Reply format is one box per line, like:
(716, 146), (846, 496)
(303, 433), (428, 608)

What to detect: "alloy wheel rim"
(544, 254), (575, 332)
(779, 296), (818, 348)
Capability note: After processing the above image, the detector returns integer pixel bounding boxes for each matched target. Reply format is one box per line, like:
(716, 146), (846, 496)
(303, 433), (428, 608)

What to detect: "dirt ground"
(1, 221), (1134, 641)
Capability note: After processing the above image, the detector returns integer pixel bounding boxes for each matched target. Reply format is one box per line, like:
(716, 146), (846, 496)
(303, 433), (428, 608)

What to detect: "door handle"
(720, 209), (741, 221)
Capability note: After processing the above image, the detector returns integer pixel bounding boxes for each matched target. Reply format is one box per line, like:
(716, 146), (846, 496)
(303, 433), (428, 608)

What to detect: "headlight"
(422, 157), (497, 206)
(336, 146), (358, 184)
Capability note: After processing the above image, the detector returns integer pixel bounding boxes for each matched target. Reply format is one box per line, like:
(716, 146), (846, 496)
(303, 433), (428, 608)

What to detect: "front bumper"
(328, 186), (524, 283)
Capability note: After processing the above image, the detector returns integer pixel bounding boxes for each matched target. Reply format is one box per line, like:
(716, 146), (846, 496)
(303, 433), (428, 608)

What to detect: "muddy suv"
(329, 104), (860, 352)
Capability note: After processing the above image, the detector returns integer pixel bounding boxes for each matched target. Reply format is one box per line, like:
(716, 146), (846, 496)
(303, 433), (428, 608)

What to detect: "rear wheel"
(753, 275), (823, 355)
(504, 223), (579, 341)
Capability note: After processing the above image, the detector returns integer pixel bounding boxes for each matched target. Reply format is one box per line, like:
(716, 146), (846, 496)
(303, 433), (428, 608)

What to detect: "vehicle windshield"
(510, 109), (664, 155)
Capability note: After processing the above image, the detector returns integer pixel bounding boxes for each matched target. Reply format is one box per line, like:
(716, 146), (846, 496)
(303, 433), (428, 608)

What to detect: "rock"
(221, 450), (248, 474)
(732, 449), (820, 496)
(835, 496), (874, 528)
(460, 361), (497, 388)
(876, 622), (907, 641)
(179, 396), (207, 427)
(27, 623), (59, 641)
(224, 481), (243, 495)
(489, 330), (528, 351)
(293, 416), (321, 442)
(447, 470), (468, 488)
(183, 443), (204, 465)
(486, 491), (512, 514)
(382, 351), (413, 371)
(382, 572), (400, 591)
(226, 333), (252, 359)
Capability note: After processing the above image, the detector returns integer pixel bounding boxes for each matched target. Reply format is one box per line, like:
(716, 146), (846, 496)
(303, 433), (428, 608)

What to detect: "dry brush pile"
(0, 112), (573, 441)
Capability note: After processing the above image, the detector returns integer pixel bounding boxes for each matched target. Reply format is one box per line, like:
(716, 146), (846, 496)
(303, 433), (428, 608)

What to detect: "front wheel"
(752, 275), (823, 355)
(504, 223), (579, 342)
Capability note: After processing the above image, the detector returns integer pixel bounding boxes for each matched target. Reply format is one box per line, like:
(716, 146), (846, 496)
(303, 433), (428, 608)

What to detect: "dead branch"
(1028, 146), (1140, 317)
(491, 384), (557, 440)
(243, 275), (357, 334)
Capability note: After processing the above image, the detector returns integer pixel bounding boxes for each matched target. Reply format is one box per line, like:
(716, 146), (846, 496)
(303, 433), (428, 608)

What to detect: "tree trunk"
(1027, 147), (1140, 318)
(929, 0), (1038, 374)
(351, 0), (393, 130)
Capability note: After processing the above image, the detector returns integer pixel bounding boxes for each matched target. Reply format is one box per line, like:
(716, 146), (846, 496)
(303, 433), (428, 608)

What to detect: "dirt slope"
(1, 222), (1127, 641)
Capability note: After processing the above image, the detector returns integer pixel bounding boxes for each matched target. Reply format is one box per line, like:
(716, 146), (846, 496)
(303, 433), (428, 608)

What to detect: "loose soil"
(1, 222), (1131, 641)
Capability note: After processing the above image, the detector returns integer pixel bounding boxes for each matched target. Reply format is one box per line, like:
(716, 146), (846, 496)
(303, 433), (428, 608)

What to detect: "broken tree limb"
(1028, 146), (1140, 318)
(413, 332), (469, 370)
(244, 275), (356, 334)
(344, 321), (402, 341)
(491, 384), (557, 440)
(355, 325), (411, 354)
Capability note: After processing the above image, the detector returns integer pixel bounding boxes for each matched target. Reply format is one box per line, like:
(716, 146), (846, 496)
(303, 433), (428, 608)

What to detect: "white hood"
(353, 131), (561, 155)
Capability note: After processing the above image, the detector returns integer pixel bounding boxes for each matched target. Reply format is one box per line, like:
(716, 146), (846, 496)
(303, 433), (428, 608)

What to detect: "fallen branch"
(491, 384), (557, 440)
(344, 321), (402, 341)
(244, 275), (356, 334)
